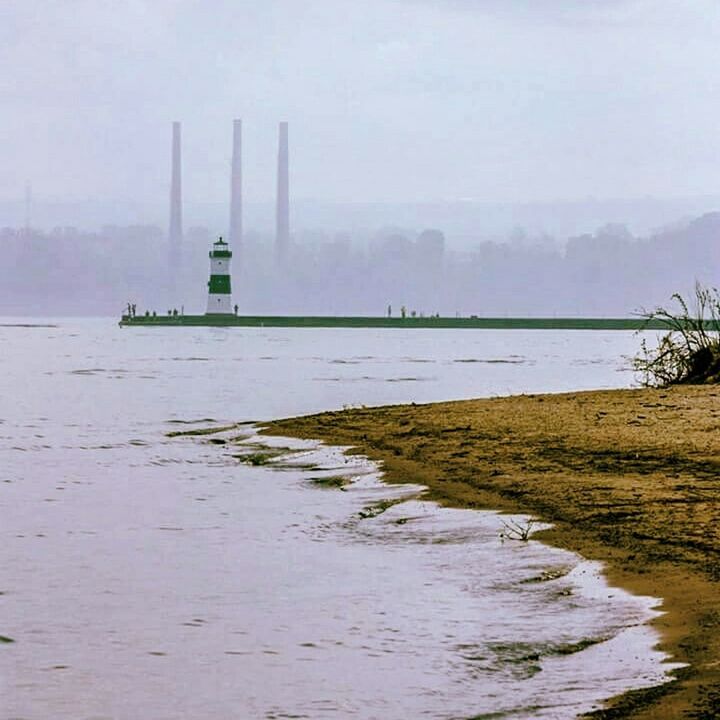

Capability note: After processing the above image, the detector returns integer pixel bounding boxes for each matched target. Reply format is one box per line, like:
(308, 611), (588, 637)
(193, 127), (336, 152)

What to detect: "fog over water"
(2, 1), (719, 318)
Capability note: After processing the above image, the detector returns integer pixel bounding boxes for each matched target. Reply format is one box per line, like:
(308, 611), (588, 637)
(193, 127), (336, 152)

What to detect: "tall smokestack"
(229, 119), (243, 252)
(276, 121), (289, 264)
(169, 121), (183, 272)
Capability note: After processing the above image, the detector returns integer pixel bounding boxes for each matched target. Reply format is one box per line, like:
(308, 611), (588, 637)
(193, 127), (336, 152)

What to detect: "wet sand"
(265, 385), (720, 718)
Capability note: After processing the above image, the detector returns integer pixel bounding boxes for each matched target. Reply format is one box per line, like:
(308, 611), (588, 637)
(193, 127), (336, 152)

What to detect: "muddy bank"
(264, 386), (720, 718)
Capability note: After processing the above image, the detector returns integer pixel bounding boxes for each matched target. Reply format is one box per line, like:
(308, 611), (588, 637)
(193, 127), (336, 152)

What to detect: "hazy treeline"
(1, 212), (718, 317)
(3, 196), (719, 245)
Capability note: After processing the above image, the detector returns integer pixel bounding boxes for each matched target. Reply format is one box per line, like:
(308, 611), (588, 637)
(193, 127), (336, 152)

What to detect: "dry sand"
(265, 385), (720, 718)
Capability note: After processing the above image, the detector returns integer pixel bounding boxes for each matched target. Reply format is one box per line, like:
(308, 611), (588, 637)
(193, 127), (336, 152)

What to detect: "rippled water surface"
(0, 320), (676, 719)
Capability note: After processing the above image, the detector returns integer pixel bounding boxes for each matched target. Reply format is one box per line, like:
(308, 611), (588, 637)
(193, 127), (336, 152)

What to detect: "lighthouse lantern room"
(206, 237), (233, 315)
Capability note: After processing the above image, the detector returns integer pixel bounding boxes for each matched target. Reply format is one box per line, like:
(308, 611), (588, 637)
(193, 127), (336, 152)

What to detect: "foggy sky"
(3, 0), (719, 210)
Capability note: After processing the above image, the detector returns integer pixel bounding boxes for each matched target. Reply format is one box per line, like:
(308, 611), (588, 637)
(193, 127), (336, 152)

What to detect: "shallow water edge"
(265, 387), (720, 718)
(243, 426), (680, 719)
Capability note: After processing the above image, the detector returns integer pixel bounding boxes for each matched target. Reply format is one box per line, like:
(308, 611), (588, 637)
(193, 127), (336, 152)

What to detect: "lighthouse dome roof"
(209, 236), (232, 258)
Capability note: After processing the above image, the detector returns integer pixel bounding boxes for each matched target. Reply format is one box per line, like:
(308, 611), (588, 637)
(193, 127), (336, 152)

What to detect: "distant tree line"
(1, 212), (718, 317)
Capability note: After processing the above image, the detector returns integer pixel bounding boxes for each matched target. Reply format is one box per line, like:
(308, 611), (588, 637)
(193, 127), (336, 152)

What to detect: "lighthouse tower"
(206, 237), (233, 315)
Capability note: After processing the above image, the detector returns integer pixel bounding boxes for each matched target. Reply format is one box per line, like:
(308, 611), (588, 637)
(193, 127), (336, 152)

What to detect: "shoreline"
(264, 385), (720, 718)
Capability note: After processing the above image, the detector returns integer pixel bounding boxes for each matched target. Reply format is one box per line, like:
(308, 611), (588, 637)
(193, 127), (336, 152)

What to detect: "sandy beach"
(265, 385), (720, 718)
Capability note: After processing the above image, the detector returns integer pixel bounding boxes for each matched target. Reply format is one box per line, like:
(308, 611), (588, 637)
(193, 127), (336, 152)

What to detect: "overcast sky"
(2, 0), (719, 207)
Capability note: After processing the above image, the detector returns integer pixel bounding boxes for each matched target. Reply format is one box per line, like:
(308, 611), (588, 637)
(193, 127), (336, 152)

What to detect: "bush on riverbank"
(634, 283), (720, 387)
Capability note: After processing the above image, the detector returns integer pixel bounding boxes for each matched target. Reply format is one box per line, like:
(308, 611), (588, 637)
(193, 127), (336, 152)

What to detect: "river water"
(0, 320), (677, 719)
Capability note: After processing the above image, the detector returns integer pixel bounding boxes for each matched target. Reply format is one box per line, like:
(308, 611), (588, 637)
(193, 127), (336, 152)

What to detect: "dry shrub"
(634, 283), (720, 387)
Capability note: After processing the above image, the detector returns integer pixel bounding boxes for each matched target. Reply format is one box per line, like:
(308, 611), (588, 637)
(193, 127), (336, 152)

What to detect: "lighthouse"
(206, 237), (233, 315)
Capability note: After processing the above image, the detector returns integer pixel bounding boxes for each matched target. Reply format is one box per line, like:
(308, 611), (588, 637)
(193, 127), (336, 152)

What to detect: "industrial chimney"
(229, 119), (243, 253)
(168, 121), (183, 273)
(275, 121), (289, 265)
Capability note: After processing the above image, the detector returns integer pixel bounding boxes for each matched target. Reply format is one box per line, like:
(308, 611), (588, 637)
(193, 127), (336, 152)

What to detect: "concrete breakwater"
(119, 314), (677, 330)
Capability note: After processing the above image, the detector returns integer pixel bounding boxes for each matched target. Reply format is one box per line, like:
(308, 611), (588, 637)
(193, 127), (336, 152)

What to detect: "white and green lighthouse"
(206, 237), (233, 315)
